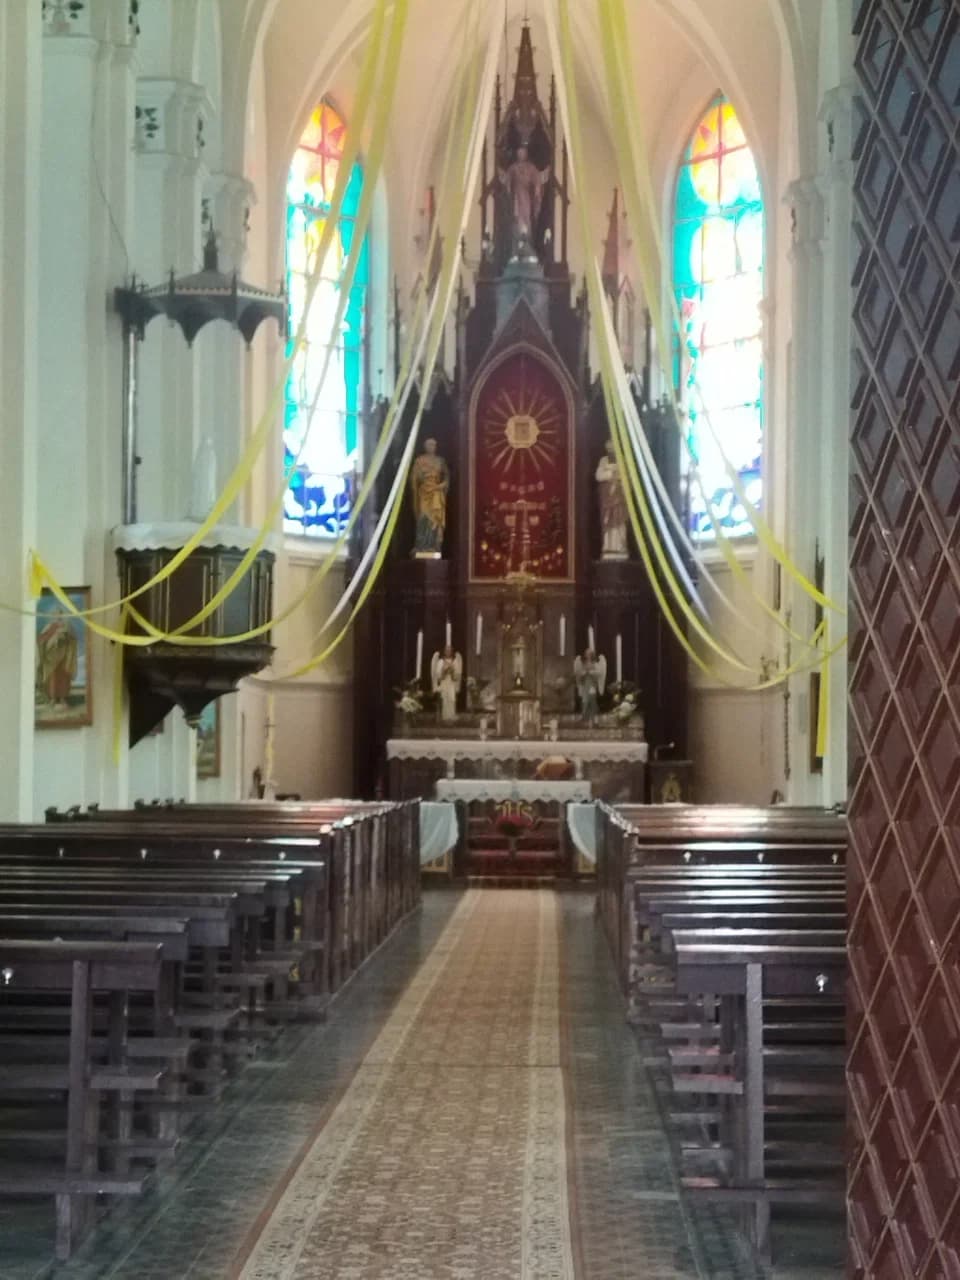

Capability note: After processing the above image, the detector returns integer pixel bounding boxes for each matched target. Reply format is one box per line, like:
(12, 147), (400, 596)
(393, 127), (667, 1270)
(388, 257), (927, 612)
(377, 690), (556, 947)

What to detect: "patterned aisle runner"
(236, 890), (576, 1280)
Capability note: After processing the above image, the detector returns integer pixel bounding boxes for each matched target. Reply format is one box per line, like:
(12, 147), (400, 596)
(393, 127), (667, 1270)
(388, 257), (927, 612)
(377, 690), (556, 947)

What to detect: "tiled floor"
(0, 889), (844, 1280)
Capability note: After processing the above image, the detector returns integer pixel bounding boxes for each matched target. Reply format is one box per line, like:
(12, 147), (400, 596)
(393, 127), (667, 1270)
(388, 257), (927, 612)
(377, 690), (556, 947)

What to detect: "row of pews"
(596, 802), (847, 1263)
(0, 798), (420, 1259)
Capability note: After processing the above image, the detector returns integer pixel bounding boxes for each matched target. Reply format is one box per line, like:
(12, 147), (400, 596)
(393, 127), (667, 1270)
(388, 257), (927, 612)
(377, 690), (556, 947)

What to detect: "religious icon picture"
(196, 701), (221, 779)
(34, 587), (93, 729)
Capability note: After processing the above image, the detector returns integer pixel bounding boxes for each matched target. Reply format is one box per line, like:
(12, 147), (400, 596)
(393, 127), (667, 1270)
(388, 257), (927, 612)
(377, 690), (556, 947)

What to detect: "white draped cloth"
(420, 801), (459, 865)
(566, 802), (598, 865)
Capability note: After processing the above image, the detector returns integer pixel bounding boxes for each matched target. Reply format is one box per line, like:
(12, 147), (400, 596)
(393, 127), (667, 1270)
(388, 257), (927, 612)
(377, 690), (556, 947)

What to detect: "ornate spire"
(602, 189), (620, 294)
(511, 24), (540, 143)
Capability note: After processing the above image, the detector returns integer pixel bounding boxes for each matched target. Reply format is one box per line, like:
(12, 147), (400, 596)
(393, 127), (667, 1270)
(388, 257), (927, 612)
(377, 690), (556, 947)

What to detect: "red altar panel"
(469, 347), (574, 581)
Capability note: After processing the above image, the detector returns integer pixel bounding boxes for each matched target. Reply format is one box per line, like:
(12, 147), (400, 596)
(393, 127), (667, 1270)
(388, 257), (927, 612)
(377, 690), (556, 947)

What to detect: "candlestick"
(445, 619), (452, 648)
(265, 692), (275, 784)
(588, 625), (595, 654)
(616, 633), (623, 684)
(475, 612), (483, 657)
(415, 629), (423, 682)
(559, 613), (566, 658)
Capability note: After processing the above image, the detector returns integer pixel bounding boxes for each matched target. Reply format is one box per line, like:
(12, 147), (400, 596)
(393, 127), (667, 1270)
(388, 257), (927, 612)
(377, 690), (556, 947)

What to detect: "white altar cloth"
(420, 802), (459, 865)
(388, 738), (648, 764)
(566, 802), (598, 864)
(434, 779), (592, 804)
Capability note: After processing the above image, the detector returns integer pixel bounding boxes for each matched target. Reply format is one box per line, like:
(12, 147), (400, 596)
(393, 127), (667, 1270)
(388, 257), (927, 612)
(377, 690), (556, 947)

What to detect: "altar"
(388, 736), (647, 801)
(352, 25), (691, 879)
(390, 737), (644, 878)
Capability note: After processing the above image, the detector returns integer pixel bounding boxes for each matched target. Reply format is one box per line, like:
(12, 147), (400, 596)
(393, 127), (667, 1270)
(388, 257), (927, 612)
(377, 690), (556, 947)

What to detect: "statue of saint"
(431, 645), (463, 722)
(410, 438), (449, 557)
(499, 145), (550, 257)
(596, 440), (629, 559)
(573, 649), (607, 723)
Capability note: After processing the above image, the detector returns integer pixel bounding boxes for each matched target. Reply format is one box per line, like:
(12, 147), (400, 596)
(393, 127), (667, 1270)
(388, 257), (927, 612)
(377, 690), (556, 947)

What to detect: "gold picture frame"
(196, 701), (221, 779)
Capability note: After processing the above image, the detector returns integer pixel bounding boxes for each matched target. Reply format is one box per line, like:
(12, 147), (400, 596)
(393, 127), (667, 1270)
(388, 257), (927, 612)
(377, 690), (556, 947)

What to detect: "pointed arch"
(283, 99), (368, 537)
(673, 96), (764, 540)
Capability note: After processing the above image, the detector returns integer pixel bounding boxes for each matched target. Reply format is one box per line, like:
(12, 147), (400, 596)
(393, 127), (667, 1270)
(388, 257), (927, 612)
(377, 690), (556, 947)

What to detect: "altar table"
(434, 780), (592, 803)
(388, 738), (647, 806)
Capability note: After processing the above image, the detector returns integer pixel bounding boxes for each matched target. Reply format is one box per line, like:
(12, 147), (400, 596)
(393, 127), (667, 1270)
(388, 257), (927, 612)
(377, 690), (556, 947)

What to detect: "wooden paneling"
(848, 2), (960, 1273)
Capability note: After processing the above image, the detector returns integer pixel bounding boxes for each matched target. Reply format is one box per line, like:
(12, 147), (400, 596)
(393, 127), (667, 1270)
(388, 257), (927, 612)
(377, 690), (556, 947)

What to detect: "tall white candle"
(559, 613), (566, 658)
(415, 629), (423, 681)
(588, 625), (595, 654)
(445, 619), (452, 648)
(616, 633), (623, 684)
(475, 612), (483, 656)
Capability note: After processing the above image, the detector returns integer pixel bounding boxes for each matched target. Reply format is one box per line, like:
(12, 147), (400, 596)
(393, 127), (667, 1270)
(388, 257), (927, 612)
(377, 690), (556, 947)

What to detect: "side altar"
(351, 27), (691, 879)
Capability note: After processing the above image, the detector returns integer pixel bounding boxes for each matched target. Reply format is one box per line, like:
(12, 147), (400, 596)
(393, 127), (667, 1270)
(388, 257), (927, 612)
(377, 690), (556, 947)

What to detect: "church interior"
(0, 0), (958, 1275)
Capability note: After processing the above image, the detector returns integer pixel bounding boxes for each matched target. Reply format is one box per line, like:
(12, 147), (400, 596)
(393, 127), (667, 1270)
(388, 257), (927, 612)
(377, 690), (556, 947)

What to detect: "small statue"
(573, 649), (607, 723)
(596, 440), (629, 559)
(411, 438), (449, 557)
(499, 145), (550, 259)
(431, 645), (463, 721)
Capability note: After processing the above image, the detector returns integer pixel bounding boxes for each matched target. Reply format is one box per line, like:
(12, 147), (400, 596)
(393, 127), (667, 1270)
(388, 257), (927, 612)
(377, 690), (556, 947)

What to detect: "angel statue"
(573, 649), (607, 723)
(431, 644), (463, 722)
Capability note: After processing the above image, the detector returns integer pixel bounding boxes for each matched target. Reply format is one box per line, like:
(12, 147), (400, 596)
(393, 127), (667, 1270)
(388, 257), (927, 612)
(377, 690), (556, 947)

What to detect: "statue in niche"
(499, 145), (550, 259)
(574, 649), (607, 723)
(596, 440), (629, 559)
(410, 438), (449, 557)
(431, 645), (463, 722)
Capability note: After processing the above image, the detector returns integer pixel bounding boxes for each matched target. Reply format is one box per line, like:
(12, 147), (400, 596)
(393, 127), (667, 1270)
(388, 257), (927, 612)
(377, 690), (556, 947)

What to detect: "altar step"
(466, 875), (558, 889)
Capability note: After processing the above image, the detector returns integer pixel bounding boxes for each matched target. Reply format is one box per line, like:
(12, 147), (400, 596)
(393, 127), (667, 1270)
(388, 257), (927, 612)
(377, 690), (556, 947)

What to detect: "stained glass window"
(674, 99), (763, 540)
(284, 101), (368, 536)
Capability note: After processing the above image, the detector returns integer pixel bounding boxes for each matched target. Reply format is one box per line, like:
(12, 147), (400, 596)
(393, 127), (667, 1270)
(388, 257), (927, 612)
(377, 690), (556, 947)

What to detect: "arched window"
(674, 98), (763, 540)
(284, 101), (368, 536)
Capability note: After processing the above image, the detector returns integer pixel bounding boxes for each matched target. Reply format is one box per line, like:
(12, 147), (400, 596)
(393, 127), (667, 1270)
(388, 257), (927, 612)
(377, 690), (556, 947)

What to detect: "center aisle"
(236, 890), (575, 1280)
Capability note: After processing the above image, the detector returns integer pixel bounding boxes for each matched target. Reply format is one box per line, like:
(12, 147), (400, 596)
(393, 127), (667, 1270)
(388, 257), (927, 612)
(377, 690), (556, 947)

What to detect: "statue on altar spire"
(431, 645), (463, 721)
(596, 440), (629, 559)
(574, 649), (607, 723)
(411, 438), (449, 557)
(499, 145), (550, 259)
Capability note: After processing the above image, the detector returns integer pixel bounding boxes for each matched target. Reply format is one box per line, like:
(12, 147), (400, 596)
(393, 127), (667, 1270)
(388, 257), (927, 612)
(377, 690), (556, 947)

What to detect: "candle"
(415, 629), (423, 681)
(445, 619), (452, 648)
(588, 625), (595, 654)
(616, 633), (623, 683)
(265, 692), (275, 784)
(475, 612), (483, 657)
(559, 613), (566, 658)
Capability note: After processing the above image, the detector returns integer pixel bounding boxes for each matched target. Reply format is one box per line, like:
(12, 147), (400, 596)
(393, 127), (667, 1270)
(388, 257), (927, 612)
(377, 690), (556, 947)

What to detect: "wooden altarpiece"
(351, 26), (691, 873)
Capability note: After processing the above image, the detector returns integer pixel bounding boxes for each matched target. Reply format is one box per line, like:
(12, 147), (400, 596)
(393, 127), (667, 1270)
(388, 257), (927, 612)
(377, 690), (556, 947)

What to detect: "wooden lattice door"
(848, 1), (960, 1274)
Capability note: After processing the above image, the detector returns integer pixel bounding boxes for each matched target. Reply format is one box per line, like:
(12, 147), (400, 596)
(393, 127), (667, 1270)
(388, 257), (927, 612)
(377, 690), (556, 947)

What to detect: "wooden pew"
(672, 938), (846, 1258)
(0, 939), (166, 1258)
(596, 803), (848, 1266)
(0, 798), (419, 1262)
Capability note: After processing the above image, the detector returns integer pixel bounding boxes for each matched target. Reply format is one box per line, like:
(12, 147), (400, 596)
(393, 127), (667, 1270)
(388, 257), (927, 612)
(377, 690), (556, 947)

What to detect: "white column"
(128, 75), (212, 802)
(33, 3), (137, 817)
(195, 172), (255, 527)
(782, 175), (826, 803)
(0, 2), (42, 820)
(818, 84), (855, 807)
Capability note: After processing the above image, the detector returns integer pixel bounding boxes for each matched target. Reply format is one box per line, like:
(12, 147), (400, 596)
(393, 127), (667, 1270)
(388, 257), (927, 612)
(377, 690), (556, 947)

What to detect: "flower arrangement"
(607, 680), (641, 723)
(394, 679), (424, 716)
(493, 802), (540, 840)
(466, 676), (495, 712)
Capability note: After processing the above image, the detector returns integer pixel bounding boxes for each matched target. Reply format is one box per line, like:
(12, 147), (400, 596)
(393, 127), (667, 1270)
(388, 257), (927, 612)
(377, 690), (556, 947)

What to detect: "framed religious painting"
(196, 701), (221, 779)
(35, 587), (93, 728)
